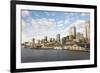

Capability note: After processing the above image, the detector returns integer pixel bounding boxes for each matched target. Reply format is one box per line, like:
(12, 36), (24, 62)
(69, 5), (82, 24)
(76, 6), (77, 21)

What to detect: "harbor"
(21, 48), (90, 63)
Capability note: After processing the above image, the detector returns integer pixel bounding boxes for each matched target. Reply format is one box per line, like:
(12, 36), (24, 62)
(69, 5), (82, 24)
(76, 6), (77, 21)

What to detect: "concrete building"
(70, 26), (76, 39)
(61, 37), (66, 44)
(44, 36), (48, 42)
(56, 34), (60, 42)
(32, 38), (35, 48)
(85, 21), (90, 40)
(37, 40), (41, 44)
(80, 21), (90, 43)
(76, 32), (84, 40)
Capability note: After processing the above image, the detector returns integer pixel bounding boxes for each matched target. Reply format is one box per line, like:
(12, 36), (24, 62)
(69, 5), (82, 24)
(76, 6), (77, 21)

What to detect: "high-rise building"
(50, 38), (53, 42)
(32, 38), (35, 43)
(52, 38), (55, 42)
(56, 34), (60, 42)
(37, 40), (41, 44)
(70, 26), (76, 39)
(85, 21), (90, 40)
(32, 38), (35, 48)
(76, 32), (84, 40)
(44, 36), (47, 42)
(61, 37), (66, 44)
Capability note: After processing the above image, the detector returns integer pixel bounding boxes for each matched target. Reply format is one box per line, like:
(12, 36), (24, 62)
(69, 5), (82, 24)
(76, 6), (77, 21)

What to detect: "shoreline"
(22, 48), (89, 52)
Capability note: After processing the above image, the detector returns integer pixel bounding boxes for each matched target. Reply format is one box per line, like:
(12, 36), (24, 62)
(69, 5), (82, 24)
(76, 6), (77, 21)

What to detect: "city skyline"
(21, 10), (90, 43)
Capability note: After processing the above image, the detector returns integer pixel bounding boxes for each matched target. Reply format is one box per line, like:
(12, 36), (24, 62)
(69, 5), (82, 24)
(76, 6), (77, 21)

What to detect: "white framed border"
(16, 4), (95, 69)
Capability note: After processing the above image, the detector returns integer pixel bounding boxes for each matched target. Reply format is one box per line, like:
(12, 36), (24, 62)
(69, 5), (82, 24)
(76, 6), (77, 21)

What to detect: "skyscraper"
(37, 40), (41, 44)
(32, 38), (35, 48)
(70, 26), (76, 39)
(85, 21), (90, 41)
(44, 36), (47, 42)
(56, 34), (60, 42)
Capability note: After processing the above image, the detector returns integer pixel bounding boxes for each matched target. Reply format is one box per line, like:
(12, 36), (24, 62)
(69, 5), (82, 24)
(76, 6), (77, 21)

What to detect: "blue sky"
(21, 10), (90, 43)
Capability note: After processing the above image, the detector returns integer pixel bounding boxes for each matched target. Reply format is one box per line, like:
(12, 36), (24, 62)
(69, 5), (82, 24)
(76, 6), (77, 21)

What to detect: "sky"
(21, 10), (90, 43)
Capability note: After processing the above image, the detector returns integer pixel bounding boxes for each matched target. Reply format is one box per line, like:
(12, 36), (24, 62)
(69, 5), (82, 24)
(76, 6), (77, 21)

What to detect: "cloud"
(22, 19), (28, 30)
(22, 18), (57, 42)
(31, 18), (56, 30)
(44, 11), (57, 17)
(58, 24), (63, 27)
(57, 20), (63, 24)
(22, 32), (32, 43)
(49, 18), (55, 22)
(44, 12), (51, 16)
(64, 19), (70, 24)
(80, 13), (90, 17)
(21, 10), (30, 17)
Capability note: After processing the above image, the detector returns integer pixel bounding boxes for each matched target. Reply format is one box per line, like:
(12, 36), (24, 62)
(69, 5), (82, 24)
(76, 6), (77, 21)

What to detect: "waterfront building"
(21, 43), (25, 48)
(52, 38), (55, 42)
(61, 37), (66, 45)
(24, 42), (31, 48)
(50, 38), (53, 42)
(76, 32), (84, 40)
(66, 36), (70, 40)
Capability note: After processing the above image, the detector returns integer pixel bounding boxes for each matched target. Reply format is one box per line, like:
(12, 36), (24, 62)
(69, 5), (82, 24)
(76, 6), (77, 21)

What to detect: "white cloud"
(21, 10), (30, 17)
(44, 12), (50, 16)
(57, 20), (63, 24)
(58, 24), (63, 27)
(22, 20), (28, 30)
(64, 20), (70, 24)
(44, 11), (56, 17)
(31, 18), (55, 30)
(49, 18), (55, 22)
(22, 32), (32, 43)
(80, 13), (90, 16)
(22, 18), (58, 42)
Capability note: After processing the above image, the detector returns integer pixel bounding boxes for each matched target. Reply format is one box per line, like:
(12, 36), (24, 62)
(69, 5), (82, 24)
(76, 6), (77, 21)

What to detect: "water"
(21, 48), (90, 63)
